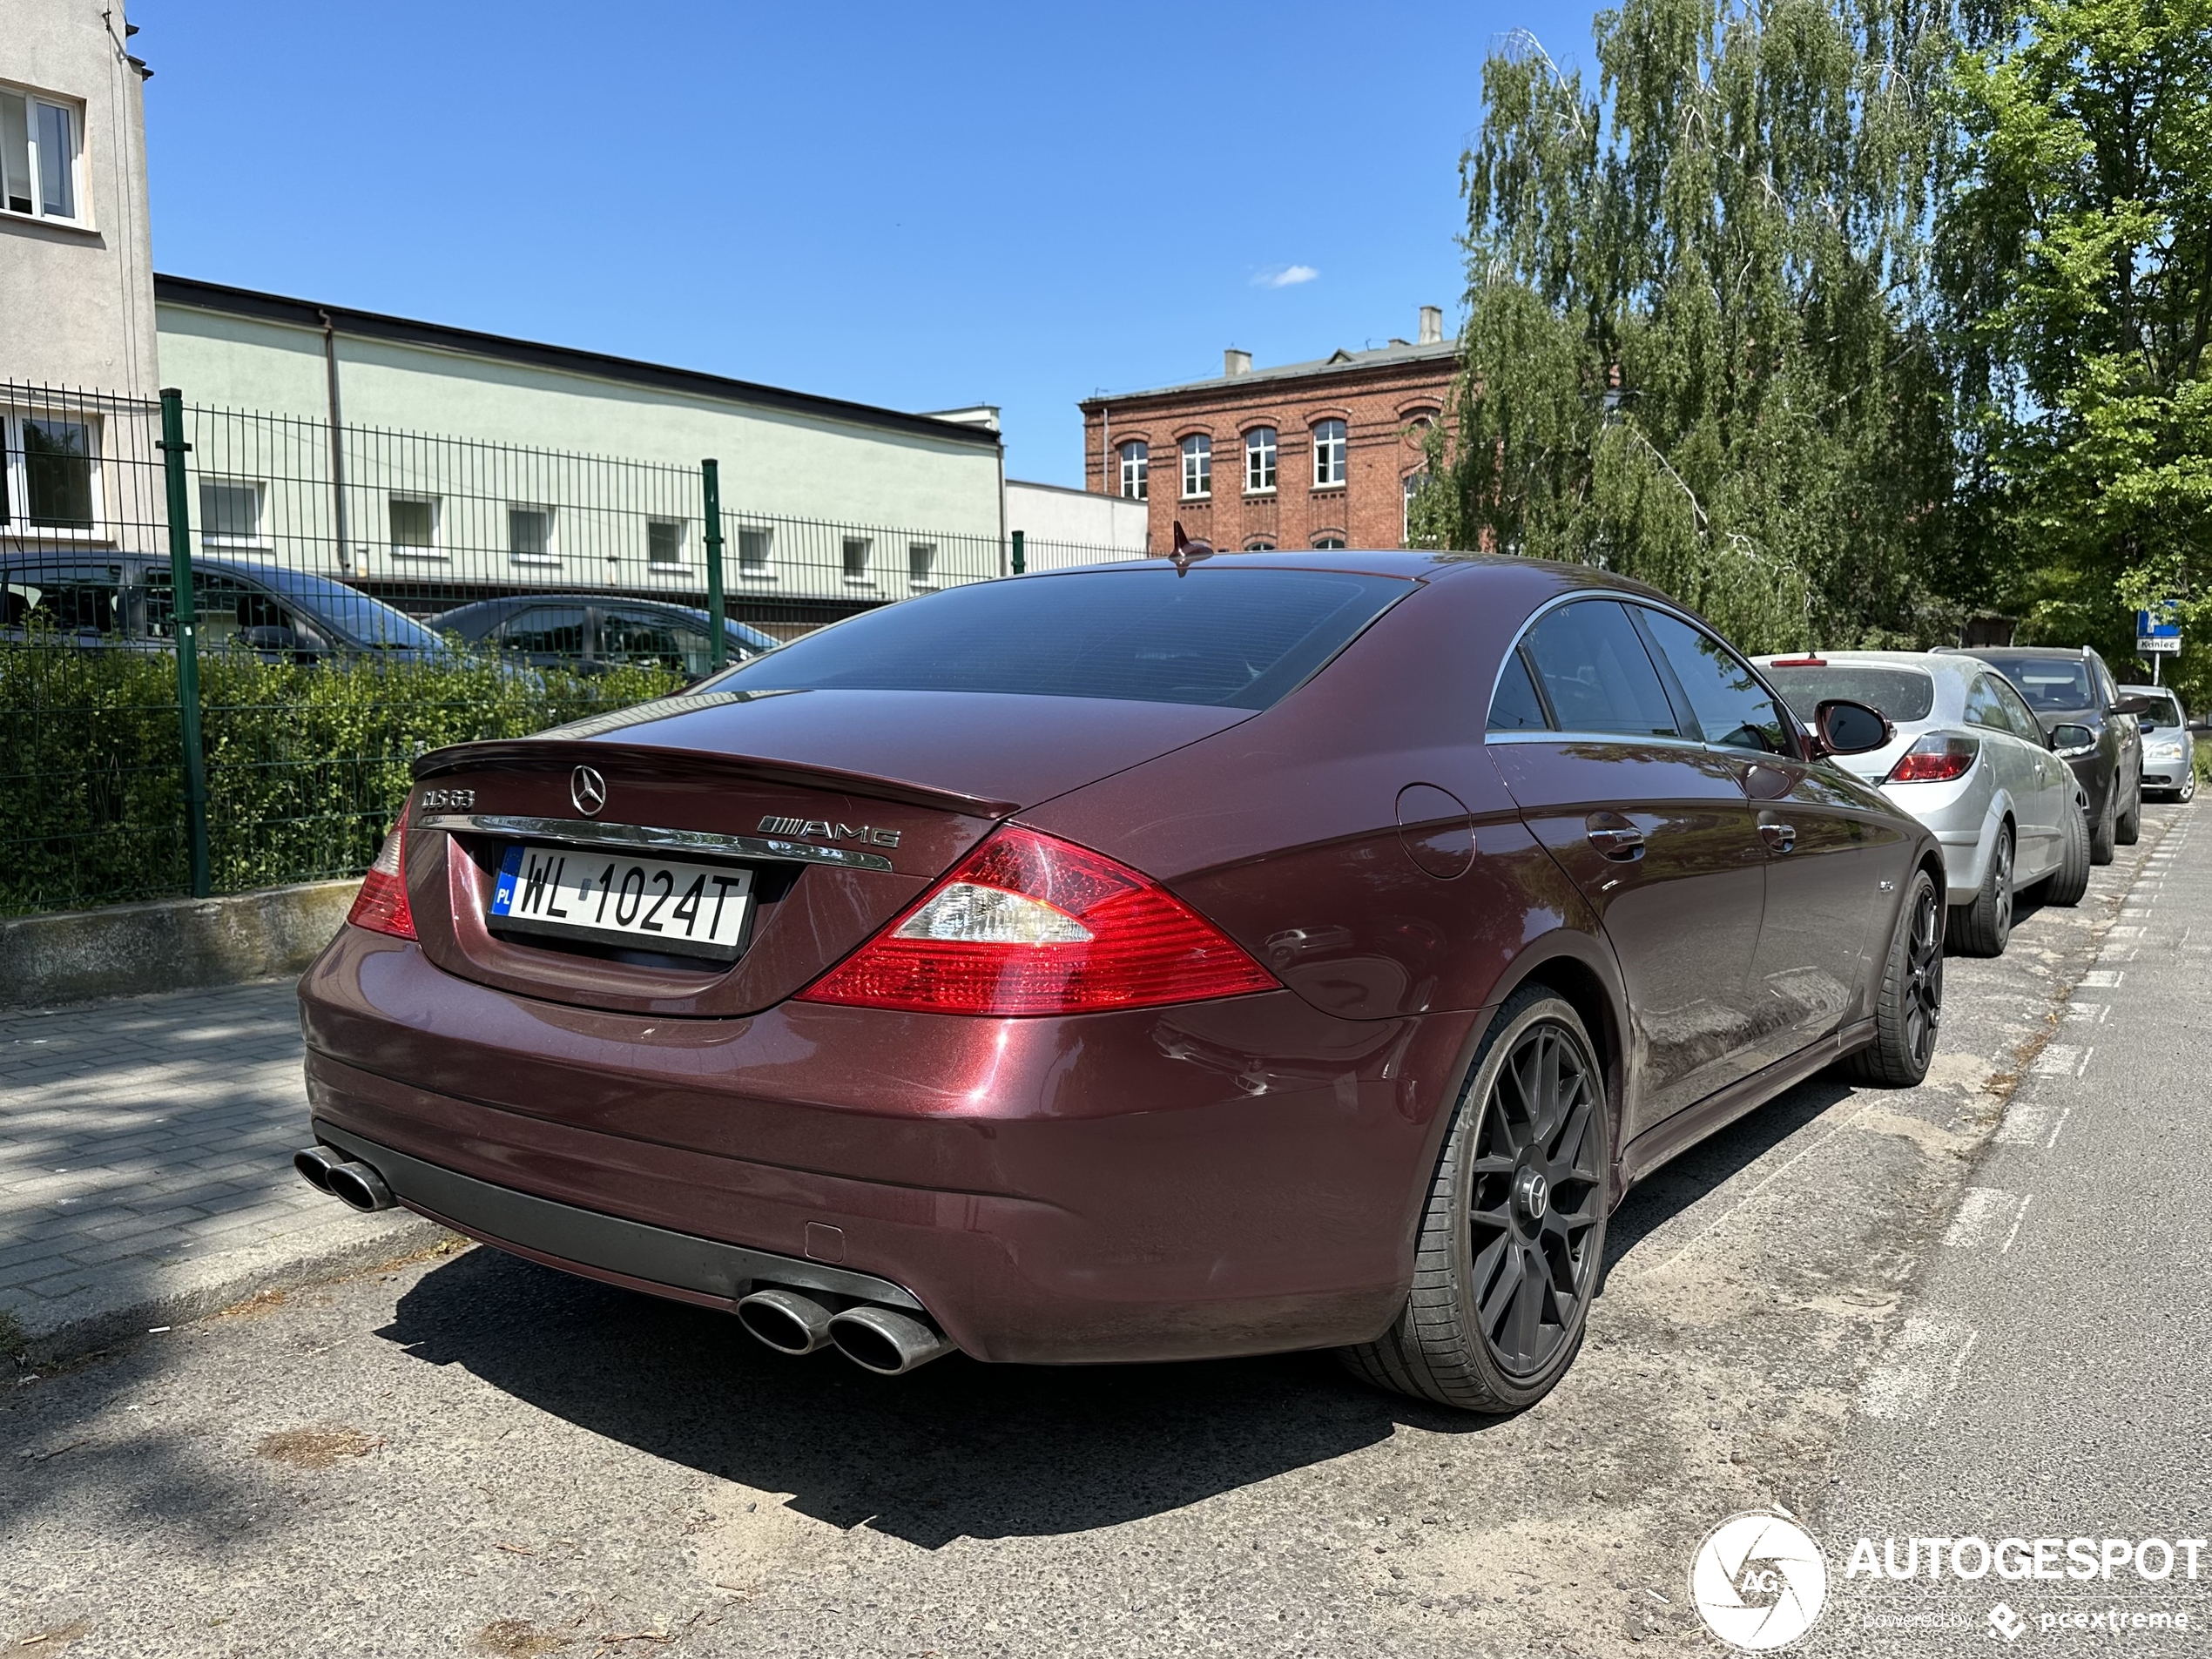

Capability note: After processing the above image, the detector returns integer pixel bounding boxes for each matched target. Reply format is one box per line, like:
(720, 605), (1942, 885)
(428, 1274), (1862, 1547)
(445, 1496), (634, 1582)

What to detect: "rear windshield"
(1761, 664), (1936, 724)
(701, 568), (1411, 709)
(1976, 656), (2092, 712)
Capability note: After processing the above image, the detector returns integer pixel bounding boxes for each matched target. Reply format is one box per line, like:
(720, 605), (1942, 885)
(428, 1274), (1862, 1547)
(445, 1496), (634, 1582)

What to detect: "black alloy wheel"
(1952, 825), (2013, 956)
(1340, 988), (1609, 1412)
(1848, 867), (1945, 1086)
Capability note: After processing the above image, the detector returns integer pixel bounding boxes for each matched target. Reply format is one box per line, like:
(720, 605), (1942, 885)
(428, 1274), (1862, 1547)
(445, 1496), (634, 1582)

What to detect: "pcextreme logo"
(1690, 1509), (1830, 1650)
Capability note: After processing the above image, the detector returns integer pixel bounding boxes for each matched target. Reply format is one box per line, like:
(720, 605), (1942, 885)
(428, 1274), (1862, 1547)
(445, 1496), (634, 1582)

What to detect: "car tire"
(1844, 866), (1943, 1088)
(1950, 824), (2013, 957)
(1339, 986), (1608, 1413)
(2089, 787), (2117, 865)
(2031, 792), (2093, 907)
(2115, 783), (2141, 845)
(2182, 773), (2198, 805)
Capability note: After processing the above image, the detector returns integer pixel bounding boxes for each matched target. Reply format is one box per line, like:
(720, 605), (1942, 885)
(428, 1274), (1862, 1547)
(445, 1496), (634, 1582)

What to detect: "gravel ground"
(0, 805), (2182, 1659)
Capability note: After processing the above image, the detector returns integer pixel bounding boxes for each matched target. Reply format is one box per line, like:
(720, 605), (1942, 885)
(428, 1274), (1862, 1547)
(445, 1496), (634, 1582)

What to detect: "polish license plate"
(488, 844), (753, 961)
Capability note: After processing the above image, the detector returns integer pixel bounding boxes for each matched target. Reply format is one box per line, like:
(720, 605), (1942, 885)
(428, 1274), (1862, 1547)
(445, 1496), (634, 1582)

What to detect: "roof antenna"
(1170, 521), (1214, 576)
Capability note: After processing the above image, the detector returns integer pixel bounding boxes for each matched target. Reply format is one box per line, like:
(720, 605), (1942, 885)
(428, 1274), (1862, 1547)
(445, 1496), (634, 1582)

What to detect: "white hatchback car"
(1753, 651), (2091, 955)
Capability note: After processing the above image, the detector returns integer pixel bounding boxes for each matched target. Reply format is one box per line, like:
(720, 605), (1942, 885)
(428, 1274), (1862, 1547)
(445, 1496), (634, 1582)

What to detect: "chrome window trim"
(415, 813), (896, 873)
(1483, 728), (1710, 751)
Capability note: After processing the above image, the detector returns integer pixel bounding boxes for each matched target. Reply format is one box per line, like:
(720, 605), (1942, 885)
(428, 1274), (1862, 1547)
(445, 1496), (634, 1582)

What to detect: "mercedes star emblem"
(570, 765), (608, 818)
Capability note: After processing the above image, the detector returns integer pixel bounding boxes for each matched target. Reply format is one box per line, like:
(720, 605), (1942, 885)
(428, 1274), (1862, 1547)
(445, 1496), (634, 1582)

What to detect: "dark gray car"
(1935, 645), (2149, 864)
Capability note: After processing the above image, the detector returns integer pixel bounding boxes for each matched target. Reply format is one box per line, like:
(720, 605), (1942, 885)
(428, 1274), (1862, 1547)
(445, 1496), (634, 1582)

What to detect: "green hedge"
(0, 646), (685, 915)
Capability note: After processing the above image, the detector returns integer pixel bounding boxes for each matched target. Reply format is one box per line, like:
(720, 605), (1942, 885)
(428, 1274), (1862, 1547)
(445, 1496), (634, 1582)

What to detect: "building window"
(0, 86), (81, 224)
(1312, 419), (1346, 488)
(508, 504), (556, 564)
(2, 413), (98, 531)
(908, 542), (937, 587)
(1244, 537), (1276, 552)
(1244, 428), (1278, 494)
(389, 496), (440, 558)
(1312, 535), (1346, 550)
(199, 479), (265, 546)
(647, 519), (685, 566)
(1180, 434), (1211, 499)
(843, 536), (873, 584)
(1403, 472), (1427, 544)
(738, 525), (772, 577)
(1119, 441), (1149, 500)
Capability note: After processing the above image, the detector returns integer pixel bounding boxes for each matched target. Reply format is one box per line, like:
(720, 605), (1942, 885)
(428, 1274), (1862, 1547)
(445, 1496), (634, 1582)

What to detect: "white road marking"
(1927, 1330), (1982, 1426)
(1996, 1097), (2053, 1144)
(2080, 970), (2125, 988)
(1863, 1316), (1978, 1421)
(2032, 1044), (2080, 1076)
(2000, 1193), (2033, 1253)
(1943, 1188), (2022, 1249)
(2047, 1104), (2074, 1148)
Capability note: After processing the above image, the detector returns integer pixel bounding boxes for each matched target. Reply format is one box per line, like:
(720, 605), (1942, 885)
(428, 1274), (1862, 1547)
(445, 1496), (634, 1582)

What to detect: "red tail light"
(1886, 734), (1979, 784)
(347, 819), (415, 940)
(799, 825), (1278, 1015)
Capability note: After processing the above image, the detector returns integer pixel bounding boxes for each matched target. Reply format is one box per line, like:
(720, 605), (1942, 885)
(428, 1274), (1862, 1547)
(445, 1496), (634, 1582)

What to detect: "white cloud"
(1253, 264), (1319, 288)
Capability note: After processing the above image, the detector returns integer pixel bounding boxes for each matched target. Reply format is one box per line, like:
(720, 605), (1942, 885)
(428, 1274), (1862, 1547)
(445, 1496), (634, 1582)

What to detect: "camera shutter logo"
(1689, 1511), (1828, 1650)
(570, 765), (608, 818)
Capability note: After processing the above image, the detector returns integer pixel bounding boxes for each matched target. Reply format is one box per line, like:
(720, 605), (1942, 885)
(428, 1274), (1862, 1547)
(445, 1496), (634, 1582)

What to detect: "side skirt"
(1613, 1018), (1878, 1193)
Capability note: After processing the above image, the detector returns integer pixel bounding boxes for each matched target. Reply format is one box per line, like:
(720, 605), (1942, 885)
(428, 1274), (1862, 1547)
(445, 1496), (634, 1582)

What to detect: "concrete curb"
(1, 880), (361, 1011)
(8, 1207), (454, 1367)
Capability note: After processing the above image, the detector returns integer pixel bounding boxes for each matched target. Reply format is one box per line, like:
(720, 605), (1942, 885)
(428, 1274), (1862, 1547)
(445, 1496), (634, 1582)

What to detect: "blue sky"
(138, 0), (1602, 487)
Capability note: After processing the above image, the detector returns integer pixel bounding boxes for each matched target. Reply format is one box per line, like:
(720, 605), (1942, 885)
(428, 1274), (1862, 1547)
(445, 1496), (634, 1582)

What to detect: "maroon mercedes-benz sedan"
(293, 552), (1939, 1411)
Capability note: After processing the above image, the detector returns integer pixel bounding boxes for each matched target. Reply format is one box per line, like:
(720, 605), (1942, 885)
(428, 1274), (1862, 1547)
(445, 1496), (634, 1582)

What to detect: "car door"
(1486, 597), (1770, 1141)
(1987, 672), (2068, 879)
(1632, 605), (1895, 1064)
(1963, 671), (2045, 871)
(2089, 651), (2141, 799)
(496, 604), (590, 669)
(600, 604), (711, 677)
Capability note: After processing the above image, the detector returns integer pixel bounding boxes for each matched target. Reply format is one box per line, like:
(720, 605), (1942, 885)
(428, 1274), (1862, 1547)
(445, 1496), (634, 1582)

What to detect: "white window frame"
(0, 408), (105, 542)
(506, 502), (557, 566)
(907, 541), (939, 590)
(737, 523), (775, 580)
(1180, 434), (1211, 499)
(1403, 471), (1427, 544)
(0, 84), (89, 229)
(645, 517), (688, 569)
(1312, 419), (1346, 489)
(198, 476), (268, 549)
(842, 535), (875, 587)
(1119, 441), (1149, 501)
(1244, 428), (1278, 495)
(388, 494), (443, 561)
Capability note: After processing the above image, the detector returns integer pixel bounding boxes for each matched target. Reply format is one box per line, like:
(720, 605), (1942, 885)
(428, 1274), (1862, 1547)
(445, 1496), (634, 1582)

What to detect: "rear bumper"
(300, 929), (1467, 1365)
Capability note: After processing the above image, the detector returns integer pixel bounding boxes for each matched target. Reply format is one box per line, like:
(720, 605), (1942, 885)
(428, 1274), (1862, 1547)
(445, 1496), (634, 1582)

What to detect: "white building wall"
(1007, 478), (1150, 570)
(0, 0), (158, 395)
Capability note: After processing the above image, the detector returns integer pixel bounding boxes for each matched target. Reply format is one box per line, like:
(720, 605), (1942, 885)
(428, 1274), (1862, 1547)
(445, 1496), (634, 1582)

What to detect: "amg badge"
(759, 815), (901, 848)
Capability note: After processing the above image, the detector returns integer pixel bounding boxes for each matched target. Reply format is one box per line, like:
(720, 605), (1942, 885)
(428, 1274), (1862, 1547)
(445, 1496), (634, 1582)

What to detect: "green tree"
(1415, 0), (1959, 652)
(1940, 0), (2212, 703)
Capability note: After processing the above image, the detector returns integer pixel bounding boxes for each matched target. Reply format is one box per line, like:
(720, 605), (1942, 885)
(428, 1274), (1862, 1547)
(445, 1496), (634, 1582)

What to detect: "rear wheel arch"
(1478, 935), (1629, 1181)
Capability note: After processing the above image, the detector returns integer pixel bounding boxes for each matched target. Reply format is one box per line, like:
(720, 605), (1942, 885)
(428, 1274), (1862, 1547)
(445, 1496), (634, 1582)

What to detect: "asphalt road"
(0, 803), (2188, 1659)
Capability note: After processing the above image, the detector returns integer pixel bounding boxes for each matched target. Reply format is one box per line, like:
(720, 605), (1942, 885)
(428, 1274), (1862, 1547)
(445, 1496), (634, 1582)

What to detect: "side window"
(1990, 676), (2046, 743)
(600, 607), (695, 671)
(1635, 608), (1792, 755)
(3, 563), (124, 635)
(497, 604), (588, 659)
(1520, 600), (1680, 738)
(1487, 648), (1551, 732)
(2087, 654), (2117, 708)
(1964, 675), (2010, 732)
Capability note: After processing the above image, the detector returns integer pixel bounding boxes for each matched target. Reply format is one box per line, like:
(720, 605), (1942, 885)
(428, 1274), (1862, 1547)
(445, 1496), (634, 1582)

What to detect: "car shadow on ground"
(374, 1069), (1858, 1548)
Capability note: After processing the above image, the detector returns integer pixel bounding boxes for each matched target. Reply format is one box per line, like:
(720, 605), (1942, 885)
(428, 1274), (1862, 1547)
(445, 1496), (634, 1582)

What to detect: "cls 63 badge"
(419, 787), (475, 812)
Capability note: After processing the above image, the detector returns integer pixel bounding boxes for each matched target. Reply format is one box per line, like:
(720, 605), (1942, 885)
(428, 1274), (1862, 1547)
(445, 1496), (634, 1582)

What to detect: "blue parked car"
(427, 594), (780, 677)
(1, 552), (449, 662)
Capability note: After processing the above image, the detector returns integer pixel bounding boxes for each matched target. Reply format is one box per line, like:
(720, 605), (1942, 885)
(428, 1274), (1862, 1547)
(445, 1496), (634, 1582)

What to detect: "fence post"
(701, 458), (727, 672)
(158, 388), (212, 899)
(1011, 529), (1025, 576)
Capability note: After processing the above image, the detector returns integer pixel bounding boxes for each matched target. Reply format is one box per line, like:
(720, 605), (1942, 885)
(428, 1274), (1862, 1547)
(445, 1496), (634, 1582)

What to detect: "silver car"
(2123, 684), (2195, 803)
(1754, 651), (2089, 955)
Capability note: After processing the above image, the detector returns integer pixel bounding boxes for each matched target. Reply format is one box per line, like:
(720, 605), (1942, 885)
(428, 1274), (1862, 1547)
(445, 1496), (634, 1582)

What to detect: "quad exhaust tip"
(735, 1286), (953, 1374)
(293, 1145), (395, 1213)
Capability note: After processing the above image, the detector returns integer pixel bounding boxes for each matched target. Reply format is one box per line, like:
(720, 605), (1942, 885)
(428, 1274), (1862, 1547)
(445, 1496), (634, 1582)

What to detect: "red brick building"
(1078, 308), (1456, 554)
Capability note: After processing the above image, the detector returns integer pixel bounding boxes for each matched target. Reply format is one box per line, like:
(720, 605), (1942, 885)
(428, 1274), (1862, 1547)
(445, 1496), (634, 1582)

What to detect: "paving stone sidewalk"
(0, 978), (440, 1359)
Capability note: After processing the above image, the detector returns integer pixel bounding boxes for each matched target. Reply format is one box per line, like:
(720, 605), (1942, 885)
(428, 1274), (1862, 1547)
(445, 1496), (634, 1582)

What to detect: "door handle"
(1760, 819), (1797, 854)
(1585, 813), (1646, 861)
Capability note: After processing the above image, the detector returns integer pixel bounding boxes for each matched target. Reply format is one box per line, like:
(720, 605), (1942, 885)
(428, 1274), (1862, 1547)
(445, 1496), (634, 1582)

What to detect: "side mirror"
(2049, 723), (2096, 756)
(2110, 696), (2155, 718)
(1812, 698), (1892, 757)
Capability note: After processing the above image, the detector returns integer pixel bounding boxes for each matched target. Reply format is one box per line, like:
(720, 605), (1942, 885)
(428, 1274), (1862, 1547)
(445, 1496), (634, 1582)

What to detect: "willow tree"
(1413, 0), (1959, 651)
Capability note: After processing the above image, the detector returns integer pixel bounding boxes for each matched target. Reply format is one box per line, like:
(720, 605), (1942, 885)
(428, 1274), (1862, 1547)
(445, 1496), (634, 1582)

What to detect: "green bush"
(0, 645), (685, 915)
